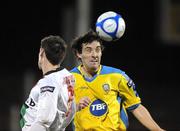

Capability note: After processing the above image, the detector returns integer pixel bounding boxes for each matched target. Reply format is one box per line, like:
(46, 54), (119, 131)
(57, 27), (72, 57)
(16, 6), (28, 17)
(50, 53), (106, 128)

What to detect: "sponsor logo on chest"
(90, 99), (108, 116)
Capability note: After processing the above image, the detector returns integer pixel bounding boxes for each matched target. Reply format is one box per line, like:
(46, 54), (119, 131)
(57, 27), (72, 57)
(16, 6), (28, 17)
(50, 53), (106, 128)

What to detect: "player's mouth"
(90, 59), (98, 63)
(90, 60), (99, 65)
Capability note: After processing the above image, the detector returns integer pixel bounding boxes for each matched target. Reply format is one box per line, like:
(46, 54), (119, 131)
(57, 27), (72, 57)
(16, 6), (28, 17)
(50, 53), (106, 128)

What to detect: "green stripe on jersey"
(20, 104), (28, 128)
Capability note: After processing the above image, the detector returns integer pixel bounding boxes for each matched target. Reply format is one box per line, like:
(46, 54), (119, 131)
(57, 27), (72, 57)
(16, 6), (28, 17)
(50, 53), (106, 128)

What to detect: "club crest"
(102, 84), (110, 93)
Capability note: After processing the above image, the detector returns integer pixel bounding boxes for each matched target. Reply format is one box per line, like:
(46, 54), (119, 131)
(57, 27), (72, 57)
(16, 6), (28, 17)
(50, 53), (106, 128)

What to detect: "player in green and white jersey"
(20, 35), (75, 131)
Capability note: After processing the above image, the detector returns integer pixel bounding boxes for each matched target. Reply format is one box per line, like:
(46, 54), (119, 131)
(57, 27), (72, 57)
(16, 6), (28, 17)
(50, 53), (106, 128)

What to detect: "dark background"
(0, 0), (180, 130)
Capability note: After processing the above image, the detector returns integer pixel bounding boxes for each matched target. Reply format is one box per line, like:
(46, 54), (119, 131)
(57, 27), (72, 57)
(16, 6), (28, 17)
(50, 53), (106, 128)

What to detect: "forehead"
(82, 41), (101, 48)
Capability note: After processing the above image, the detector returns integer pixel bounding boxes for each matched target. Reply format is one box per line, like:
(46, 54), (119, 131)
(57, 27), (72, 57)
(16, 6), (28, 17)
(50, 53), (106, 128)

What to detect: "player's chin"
(90, 63), (100, 70)
(38, 63), (42, 70)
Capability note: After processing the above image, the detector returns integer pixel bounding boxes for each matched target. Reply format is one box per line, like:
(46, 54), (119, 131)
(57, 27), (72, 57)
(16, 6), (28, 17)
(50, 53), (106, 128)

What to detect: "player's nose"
(91, 50), (98, 57)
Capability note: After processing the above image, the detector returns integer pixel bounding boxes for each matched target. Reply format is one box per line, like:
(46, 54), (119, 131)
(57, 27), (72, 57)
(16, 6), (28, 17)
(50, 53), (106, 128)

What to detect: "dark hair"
(41, 35), (67, 65)
(71, 29), (104, 55)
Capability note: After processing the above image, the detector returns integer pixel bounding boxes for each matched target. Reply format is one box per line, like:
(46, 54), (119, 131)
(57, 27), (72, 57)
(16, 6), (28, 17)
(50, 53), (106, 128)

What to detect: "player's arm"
(131, 104), (165, 131)
(118, 73), (165, 131)
(59, 75), (76, 130)
(118, 73), (141, 109)
(59, 99), (76, 130)
(28, 85), (58, 131)
(27, 122), (47, 131)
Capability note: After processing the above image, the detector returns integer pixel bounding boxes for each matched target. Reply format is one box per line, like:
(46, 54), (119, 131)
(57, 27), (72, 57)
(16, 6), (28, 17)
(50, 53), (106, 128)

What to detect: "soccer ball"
(96, 11), (126, 41)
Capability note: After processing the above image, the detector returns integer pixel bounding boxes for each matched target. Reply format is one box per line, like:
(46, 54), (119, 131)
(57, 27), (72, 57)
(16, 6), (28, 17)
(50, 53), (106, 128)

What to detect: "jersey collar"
(44, 67), (63, 76)
(77, 65), (102, 82)
(78, 65), (102, 75)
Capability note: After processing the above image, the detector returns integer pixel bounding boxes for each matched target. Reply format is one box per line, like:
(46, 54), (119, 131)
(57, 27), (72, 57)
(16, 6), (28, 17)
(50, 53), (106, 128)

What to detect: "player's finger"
(82, 97), (91, 105)
(80, 100), (89, 107)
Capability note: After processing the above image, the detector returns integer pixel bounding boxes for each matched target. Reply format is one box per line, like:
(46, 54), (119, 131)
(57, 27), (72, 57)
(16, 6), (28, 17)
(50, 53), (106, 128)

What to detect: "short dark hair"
(41, 35), (67, 65)
(71, 29), (104, 55)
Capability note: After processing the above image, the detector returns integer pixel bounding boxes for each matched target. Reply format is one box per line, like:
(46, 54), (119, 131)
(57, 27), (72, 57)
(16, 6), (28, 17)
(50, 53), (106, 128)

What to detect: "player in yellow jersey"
(71, 29), (165, 131)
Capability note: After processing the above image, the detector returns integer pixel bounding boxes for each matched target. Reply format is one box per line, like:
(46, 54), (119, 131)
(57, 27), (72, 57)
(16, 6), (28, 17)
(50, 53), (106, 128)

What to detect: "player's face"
(38, 48), (44, 70)
(77, 40), (102, 73)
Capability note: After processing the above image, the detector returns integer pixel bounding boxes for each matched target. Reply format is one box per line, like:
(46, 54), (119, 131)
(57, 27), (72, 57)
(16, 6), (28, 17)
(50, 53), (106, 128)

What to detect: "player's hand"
(77, 97), (91, 111)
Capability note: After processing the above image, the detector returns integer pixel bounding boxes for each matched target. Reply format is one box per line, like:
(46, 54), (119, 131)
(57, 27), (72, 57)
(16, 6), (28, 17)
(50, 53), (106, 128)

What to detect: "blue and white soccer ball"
(96, 11), (126, 41)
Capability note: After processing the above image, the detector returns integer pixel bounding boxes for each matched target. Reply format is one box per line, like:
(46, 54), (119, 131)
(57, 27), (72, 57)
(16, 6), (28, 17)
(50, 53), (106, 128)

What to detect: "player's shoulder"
(101, 65), (124, 75)
(39, 68), (72, 84)
(51, 68), (72, 78)
(37, 76), (50, 87)
(70, 67), (80, 74)
(101, 65), (131, 80)
(57, 68), (72, 76)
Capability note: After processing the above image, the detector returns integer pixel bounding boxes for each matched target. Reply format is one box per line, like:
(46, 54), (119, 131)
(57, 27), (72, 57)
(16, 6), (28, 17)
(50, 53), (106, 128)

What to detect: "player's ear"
(38, 48), (45, 61)
(76, 52), (82, 59)
(39, 48), (44, 56)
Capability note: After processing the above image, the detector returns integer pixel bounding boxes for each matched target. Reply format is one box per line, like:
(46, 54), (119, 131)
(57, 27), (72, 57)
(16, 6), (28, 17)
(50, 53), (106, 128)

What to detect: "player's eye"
(84, 47), (92, 53)
(95, 47), (101, 53)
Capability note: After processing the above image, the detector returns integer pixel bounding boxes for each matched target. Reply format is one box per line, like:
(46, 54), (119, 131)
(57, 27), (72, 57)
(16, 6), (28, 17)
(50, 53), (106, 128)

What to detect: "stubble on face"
(38, 60), (42, 70)
(80, 41), (102, 75)
(38, 50), (43, 70)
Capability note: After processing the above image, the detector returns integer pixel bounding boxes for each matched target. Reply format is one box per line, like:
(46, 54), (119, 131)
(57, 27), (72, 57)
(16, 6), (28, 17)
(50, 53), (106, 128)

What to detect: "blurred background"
(0, 0), (180, 130)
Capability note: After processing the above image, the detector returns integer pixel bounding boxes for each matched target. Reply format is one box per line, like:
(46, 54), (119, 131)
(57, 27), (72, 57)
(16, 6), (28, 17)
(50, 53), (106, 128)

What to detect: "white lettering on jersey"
(40, 86), (55, 93)
(91, 103), (106, 111)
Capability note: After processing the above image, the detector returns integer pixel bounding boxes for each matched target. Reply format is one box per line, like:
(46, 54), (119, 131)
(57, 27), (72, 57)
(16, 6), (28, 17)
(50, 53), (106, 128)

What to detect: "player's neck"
(42, 61), (60, 75)
(81, 65), (98, 78)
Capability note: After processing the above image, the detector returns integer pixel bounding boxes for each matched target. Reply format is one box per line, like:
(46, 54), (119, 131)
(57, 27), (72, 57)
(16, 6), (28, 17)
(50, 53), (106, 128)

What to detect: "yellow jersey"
(71, 65), (141, 131)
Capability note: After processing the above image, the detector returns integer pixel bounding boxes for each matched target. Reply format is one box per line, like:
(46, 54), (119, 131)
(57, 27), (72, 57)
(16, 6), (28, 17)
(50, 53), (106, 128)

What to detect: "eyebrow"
(84, 45), (101, 48)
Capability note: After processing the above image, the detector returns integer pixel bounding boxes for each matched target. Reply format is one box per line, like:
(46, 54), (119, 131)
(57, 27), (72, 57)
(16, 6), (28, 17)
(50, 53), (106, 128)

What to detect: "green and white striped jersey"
(20, 68), (75, 131)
